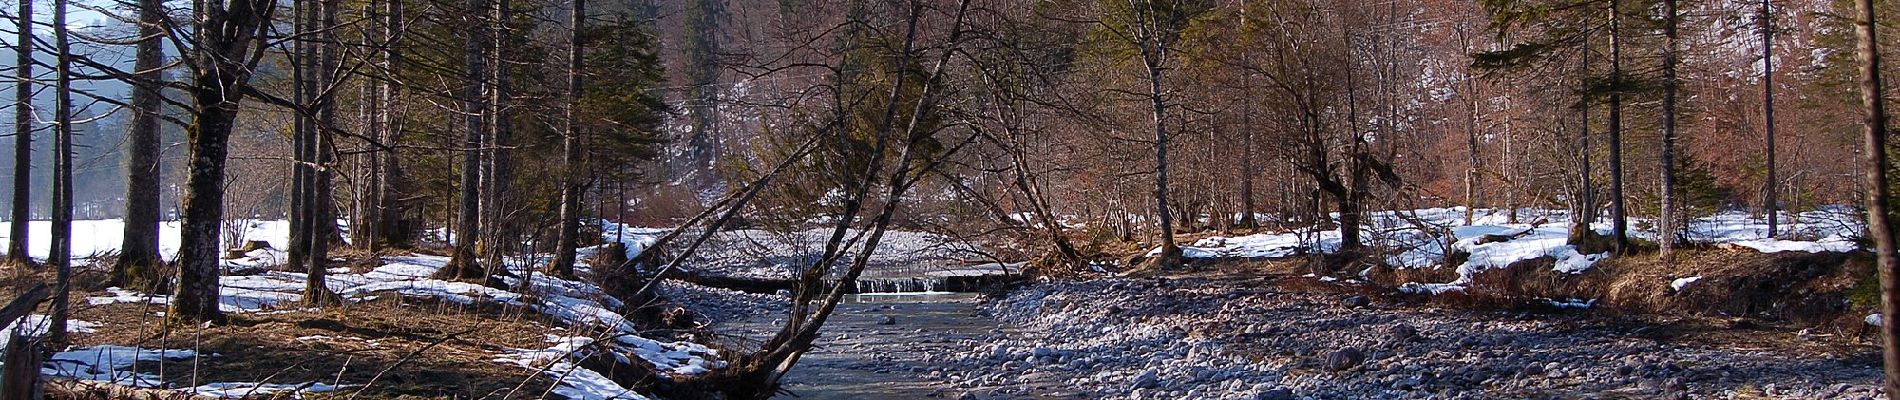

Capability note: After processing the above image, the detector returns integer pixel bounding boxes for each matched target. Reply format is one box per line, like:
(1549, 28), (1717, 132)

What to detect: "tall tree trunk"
(6, 0), (31, 266)
(1569, 46), (1597, 248)
(436, 0), (489, 280)
(356, 9), (382, 251)
(175, 0), (276, 324)
(1238, 72), (1258, 231)
(1136, 7), (1182, 269)
(303, 0), (341, 306)
(1607, 0), (1629, 254)
(1456, 26), (1481, 226)
(1339, 23), (1366, 253)
(1658, 0), (1680, 258)
(482, 0), (513, 273)
(1760, 0), (1778, 238)
(1852, 0), (1898, 394)
(287, 0), (314, 274)
(374, 0), (407, 249)
(47, 0), (73, 343)
(548, 0), (584, 278)
(111, 0), (168, 290)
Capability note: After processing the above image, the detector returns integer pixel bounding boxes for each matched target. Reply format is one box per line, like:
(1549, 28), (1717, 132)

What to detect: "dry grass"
(61, 297), (570, 399)
(0, 262), (634, 399)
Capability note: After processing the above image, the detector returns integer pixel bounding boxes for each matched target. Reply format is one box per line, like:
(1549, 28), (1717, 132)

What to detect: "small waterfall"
(852, 277), (951, 294)
(820, 262), (1023, 294)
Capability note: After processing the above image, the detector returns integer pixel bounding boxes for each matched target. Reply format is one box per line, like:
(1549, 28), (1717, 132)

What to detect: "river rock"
(1256, 387), (1294, 400)
(1389, 324), (1418, 342)
(879, 315), (897, 325)
(1328, 347), (1365, 371)
(1132, 369), (1160, 389)
(1343, 295), (1371, 308)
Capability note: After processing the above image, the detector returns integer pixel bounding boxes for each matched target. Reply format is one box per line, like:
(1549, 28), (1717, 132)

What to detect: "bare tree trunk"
(356, 14), (382, 251)
(174, 0), (276, 324)
(1607, 0), (1629, 254)
(287, 0), (314, 274)
(482, 0), (514, 273)
(547, 0), (584, 278)
(1238, 71), (1258, 231)
(1852, 0), (1898, 393)
(47, 0), (73, 343)
(1457, 26), (1480, 226)
(303, 0), (342, 306)
(373, 0), (407, 249)
(1658, 0), (1679, 258)
(1569, 47), (1597, 248)
(1339, 21), (1367, 253)
(1134, 4), (1182, 269)
(111, 0), (169, 290)
(436, 0), (489, 280)
(1760, 0), (1779, 238)
(6, 0), (32, 267)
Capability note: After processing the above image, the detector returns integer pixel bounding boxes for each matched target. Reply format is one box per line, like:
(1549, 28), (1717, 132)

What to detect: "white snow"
(1672, 276), (1704, 291)
(0, 219), (291, 263)
(0, 314), (99, 350)
(43, 345), (197, 387)
(494, 336), (658, 400)
(1147, 208), (1863, 295)
(1551, 247), (1607, 274)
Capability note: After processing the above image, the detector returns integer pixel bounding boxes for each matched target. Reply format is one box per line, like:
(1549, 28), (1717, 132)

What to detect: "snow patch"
(1671, 276), (1703, 292)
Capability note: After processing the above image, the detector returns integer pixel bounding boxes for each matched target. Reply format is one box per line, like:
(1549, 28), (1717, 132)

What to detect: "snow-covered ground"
(1150, 208), (1862, 294)
(66, 249), (721, 398)
(0, 217), (713, 399)
(0, 219), (290, 263)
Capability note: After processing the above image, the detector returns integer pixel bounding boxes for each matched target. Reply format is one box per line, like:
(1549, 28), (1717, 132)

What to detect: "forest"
(0, 0), (1893, 398)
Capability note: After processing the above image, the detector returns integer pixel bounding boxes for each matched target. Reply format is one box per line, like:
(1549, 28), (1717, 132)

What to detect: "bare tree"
(1110, 0), (1208, 269)
(172, 0), (281, 324)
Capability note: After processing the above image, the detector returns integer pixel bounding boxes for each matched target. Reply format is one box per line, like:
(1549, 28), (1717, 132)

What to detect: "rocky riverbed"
(935, 276), (1887, 399)
(680, 273), (1886, 399)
